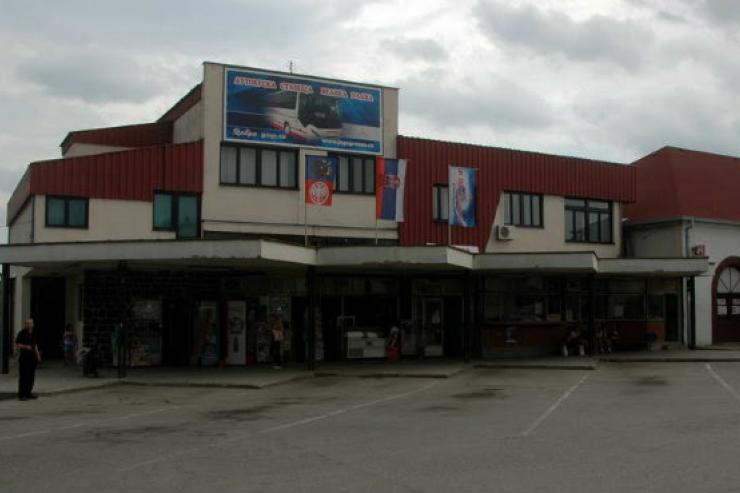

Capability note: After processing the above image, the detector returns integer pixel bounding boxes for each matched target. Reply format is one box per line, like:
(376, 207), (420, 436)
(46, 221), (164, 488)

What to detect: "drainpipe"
(684, 218), (696, 349)
(2, 264), (10, 374)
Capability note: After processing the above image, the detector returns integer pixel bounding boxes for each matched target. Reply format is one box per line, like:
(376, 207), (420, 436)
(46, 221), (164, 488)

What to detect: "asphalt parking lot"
(2, 362), (740, 493)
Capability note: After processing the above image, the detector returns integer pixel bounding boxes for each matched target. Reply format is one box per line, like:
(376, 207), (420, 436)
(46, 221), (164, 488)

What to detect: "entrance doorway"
(664, 293), (679, 342)
(30, 277), (66, 360)
(422, 298), (444, 356)
(713, 260), (740, 343)
(162, 299), (193, 366)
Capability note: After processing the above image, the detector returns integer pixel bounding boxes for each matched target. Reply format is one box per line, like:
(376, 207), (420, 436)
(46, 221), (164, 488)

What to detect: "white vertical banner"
(226, 301), (247, 365)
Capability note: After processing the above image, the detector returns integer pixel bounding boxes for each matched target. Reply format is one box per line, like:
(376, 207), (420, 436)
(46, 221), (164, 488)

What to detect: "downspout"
(684, 218), (696, 349)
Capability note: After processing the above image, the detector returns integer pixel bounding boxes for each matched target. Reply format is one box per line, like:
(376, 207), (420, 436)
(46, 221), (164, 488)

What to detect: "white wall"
(8, 198), (34, 244)
(173, 100), (204, 144)
(34, 196), (175, 243)
(484, 194), (622, 258)
(200, 62), (399, 240)
(688, 221), (740, 345)
(627, 224), (684, 258)
(9, 266), (31, 344)
(64, 143), (130, 158)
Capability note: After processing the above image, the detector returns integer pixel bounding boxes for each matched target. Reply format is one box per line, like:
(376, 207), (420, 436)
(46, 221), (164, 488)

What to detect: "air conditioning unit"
(496, 225), (517, 241)
(692, 245), (707, 257)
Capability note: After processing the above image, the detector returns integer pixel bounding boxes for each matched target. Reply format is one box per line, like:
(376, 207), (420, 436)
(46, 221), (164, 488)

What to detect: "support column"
(306, 267), (317, 371)
(463, 271), (473, 363)
(587, 275), (596, 355)
(688, 276), (696, 350)
(2, 264), (10, 374)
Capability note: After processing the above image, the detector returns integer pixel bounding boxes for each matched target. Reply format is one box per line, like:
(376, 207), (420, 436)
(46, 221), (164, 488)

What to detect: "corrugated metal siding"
(29, 141), (203, 201)
(61, 122), (173, 154)
(398, 136), (637, 251)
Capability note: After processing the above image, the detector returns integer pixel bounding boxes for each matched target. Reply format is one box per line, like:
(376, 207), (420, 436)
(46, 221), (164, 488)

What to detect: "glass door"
(422, 298), (444, 356)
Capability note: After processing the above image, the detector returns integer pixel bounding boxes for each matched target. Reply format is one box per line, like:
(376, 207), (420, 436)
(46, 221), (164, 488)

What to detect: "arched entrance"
(713, 257), (740, 343)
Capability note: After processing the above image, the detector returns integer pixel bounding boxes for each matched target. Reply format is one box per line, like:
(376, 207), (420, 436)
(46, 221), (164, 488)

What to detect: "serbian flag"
(376, 157), (407, 221)
(305, 155), (336, 206)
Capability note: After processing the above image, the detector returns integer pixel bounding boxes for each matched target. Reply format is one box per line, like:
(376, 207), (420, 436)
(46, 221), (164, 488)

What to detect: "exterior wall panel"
(398, 136), (636, 252)
(28, 141), (203, 202)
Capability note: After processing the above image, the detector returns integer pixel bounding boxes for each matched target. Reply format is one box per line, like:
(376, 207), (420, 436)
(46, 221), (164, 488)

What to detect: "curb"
(600, 357), (740, 363)
(313, 366), (470, 380)
(120, 374), (314, 390)
(474, 363), (596, 371)
(0, 380), (122, 401)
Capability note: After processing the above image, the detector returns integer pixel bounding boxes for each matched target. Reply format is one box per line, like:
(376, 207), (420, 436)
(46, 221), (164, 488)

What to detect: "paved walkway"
(5, 350), (740, 400)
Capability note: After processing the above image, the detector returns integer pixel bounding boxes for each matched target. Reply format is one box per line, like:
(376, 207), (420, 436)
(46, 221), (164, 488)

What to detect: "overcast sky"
(2, 0), (740, 231)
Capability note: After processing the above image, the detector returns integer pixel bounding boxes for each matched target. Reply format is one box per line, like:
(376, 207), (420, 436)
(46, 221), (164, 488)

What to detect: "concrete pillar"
(2, 264), (10, 374)
(306, 267), (317, 371)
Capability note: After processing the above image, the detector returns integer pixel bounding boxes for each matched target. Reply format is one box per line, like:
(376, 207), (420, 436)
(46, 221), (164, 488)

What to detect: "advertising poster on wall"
(226, 301), (247, 365)
(224, 68), (383, 154)
(448, 166), (477, 227)
(196, 302), (220, 367)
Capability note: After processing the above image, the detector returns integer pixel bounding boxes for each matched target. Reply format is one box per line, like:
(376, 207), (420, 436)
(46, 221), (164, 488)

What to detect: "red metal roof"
(397, 136), (636, 251)
(60, 122), (173, 155)
(625, 146), (740, 224)
(29, 141), (203, 201)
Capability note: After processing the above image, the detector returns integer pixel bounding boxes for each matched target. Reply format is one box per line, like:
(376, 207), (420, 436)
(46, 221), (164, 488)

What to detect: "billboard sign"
(224, 67), (383, 154)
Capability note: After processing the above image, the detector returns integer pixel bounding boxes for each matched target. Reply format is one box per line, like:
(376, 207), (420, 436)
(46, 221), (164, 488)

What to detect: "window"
(153, 192), (200, 238)
(46, 196), (88, 228)
(432, 185), (449, 222)
(717, 266), (740, 317)
(565, 198), (612, 243)
(332, 154), (375, 194)
(503, 192), (542, 227)
(220, 144), (297, 188)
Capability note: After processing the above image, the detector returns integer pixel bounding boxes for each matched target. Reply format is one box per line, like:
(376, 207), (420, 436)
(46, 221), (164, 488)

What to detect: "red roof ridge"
(398, 135), (628, 167)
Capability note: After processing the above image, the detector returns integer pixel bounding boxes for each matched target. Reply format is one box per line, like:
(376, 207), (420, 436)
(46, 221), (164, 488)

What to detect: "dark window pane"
(339, 156), (349, 191)
(503, 193), (512, 224)
(47, 197), (66, 226)
(279, 151), (296, 188)
(523, 195), (532, 226)
(351, 158), (363, 192)
(220, 147), (237, 183)
(68, 199), (86, 227)
(238, 148), (256, 185)
(512, 194), (520, 225)
(440, 186), (449, 221)
(532, 195), (541, 226)
(566, 198), (585, 208)
(589, 212), (600, 242)
(574, 210), (586, 241)
(566, 211), (574, 241)
(153, 194), (173, 229)
(590, 200), (609, 210)
(177, 196), (198, 238)
(261, 150), (278, 186)
(600, 213), (612, 243)
(363, 159), (375, 193)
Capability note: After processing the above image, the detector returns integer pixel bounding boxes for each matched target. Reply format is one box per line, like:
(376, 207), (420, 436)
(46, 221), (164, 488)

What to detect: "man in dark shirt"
(15, 319), (41, 401)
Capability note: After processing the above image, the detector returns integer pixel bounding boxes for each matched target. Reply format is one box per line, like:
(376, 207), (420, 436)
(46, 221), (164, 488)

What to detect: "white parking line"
(706, 364), (740, 404)
(0, 406), (177, 442)
(521, 373), (590, 437)
(118, 381), (440, 472)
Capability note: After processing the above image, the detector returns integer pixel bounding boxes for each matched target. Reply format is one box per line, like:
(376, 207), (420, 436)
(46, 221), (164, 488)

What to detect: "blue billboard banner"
(448, 166), (477, 227)
(224, 68), (383, 154)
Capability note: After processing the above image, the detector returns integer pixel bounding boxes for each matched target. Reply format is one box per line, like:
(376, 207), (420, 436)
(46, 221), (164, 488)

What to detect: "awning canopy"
(0, 239), (709, 277)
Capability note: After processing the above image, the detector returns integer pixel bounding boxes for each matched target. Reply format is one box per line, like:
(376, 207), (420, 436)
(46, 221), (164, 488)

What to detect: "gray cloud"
(16, 49), (195, 104)
(703, 0), (740, 24)
(380, 38), (449, 62)
(399, 70), (553, 130)
(474, 2), (655, 69)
